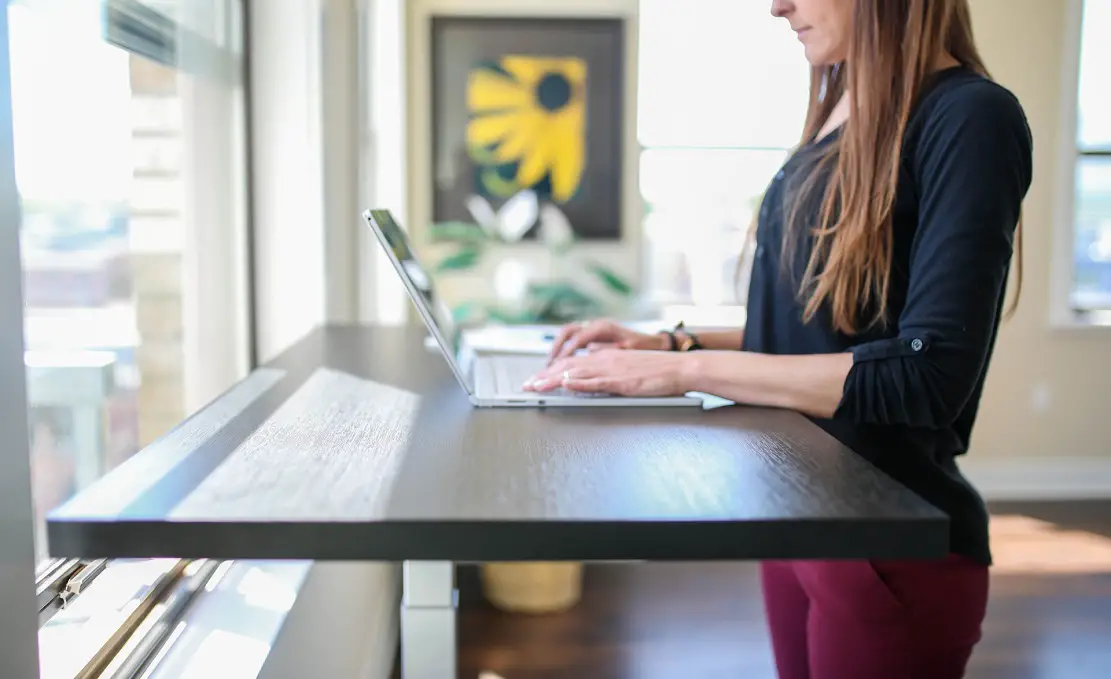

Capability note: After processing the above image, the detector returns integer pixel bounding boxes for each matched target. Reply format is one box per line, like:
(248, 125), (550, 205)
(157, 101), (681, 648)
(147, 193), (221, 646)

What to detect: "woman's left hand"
(523, 349), (694, 397)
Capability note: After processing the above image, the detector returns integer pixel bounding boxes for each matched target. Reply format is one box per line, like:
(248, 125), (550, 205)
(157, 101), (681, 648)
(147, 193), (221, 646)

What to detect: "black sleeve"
(834, 82), (1033, 428)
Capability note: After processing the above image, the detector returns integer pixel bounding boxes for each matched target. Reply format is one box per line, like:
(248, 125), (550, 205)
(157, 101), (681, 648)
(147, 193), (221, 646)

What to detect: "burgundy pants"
(760, 555), (989, 679)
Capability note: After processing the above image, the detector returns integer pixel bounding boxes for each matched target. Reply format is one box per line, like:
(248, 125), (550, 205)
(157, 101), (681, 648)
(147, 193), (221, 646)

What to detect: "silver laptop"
(363, 209), (704, 408)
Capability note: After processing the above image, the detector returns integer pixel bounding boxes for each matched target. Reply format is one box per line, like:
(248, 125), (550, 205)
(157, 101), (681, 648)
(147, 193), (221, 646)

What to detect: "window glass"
(1077, 0), (1111, 149)
(637, 0), (809, 149)
(640, 148), (787, 305)
(637, 0), (809, 307)
(1073, 0), (1111, 310)
(1073, 157), (1111, 310)
(9, 0), (248, 565)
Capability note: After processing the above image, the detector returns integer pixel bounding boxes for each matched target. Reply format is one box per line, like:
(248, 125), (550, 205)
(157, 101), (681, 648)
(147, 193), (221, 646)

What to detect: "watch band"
(671, 321), (703, 352)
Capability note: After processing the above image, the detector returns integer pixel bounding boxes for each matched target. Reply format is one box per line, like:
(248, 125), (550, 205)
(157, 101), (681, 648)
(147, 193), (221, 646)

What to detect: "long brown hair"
(781, 0), (1022, 334)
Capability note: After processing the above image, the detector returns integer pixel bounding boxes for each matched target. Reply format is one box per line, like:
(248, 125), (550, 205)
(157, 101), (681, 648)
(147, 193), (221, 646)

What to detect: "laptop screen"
(364, 209), (472, 389)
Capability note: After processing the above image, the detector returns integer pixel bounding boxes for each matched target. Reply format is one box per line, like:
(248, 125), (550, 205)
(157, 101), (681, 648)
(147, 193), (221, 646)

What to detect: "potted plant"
(428, 190), (636, 327)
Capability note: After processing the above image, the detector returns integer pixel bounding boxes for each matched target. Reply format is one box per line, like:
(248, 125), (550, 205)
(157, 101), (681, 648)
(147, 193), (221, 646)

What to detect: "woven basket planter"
(480, 562), (584, 614)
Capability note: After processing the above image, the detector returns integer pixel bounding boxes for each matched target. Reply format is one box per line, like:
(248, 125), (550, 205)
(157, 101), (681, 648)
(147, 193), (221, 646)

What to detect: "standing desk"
(48, 325), (948, 678)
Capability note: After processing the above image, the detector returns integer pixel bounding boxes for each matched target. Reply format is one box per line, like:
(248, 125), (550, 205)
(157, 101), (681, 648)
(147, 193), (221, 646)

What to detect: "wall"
(957, 0), (1111, 493)
(403, 0), (642, 315)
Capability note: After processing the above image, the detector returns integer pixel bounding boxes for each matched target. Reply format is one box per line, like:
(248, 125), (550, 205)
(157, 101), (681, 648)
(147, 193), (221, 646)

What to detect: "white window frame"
(362, 0), (408, 326)
(1050, 0), (1111, 330)
(0, 6), (42, 675)
(179, 0), (255, 409)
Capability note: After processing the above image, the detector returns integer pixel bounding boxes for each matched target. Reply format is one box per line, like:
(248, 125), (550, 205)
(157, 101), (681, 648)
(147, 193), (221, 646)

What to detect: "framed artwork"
(430, 16), (625, 241)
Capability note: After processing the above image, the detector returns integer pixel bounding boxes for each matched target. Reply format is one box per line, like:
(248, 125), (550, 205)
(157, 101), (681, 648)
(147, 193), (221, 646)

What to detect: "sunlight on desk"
(167, 368), (419, 522)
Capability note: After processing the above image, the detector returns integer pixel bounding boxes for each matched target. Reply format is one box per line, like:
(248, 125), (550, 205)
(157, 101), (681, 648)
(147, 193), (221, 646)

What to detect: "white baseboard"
(959, 456), (1111, 501)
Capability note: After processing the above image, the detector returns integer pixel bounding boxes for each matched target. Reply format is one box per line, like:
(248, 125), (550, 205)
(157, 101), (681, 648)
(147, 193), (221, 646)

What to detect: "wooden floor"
(450, 501), (1111, 679)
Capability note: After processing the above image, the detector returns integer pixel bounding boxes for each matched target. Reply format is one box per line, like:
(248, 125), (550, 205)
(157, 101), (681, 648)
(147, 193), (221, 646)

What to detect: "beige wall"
(966, 0), (1110, 462)
(403, 0), (1110, 467)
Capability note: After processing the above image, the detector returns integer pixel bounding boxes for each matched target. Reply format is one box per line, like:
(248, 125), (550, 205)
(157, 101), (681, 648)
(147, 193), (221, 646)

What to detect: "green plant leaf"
(486, 307), (538, 325)
(451, 301), (486, 324)
(528, 281), (595, 305)
(526, 281), (606, 323)
(429, 221), (489, 244)
(434, 245), (481, 272)
(584, 260), (635, 297)
(480, 167), (522, 199)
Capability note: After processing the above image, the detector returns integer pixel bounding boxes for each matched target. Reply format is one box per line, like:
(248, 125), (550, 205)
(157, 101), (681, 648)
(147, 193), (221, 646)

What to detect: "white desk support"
(401, 561), (456, 679)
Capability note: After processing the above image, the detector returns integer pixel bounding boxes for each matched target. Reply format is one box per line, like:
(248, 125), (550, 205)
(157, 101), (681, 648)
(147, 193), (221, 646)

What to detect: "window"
(1072, 0), (1111, 314)
(6, 0), (250, 669)
(11, 0), (249, 564)
(637, 0), (809, 311)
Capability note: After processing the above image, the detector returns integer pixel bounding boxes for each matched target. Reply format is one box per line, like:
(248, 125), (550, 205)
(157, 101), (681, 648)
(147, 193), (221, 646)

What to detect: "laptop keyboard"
(494, 355), (544, 391)
(492, 355), (605, 398)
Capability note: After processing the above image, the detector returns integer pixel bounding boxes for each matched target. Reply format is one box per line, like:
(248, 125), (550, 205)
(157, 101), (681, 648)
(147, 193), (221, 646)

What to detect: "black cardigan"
(742, 67), (1034, 565)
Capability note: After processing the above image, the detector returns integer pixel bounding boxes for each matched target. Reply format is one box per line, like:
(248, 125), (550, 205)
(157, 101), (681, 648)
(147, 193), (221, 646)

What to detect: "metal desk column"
(400, 561), (456, 679)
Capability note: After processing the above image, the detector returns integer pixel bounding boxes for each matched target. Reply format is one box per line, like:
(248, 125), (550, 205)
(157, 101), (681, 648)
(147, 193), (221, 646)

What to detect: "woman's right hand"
(547, 319), (669, 364)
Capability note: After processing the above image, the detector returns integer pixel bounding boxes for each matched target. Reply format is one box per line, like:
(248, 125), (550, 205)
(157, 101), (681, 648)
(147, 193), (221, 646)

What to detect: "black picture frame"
(430, 16), (625, 241)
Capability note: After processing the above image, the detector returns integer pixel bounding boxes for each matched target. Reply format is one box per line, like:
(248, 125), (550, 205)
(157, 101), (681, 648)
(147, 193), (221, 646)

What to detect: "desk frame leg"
(400, 561), (456, 679)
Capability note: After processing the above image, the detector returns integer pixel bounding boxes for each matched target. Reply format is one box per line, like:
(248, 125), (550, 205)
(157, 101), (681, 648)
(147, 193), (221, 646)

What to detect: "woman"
(525, 0), (1032, 677)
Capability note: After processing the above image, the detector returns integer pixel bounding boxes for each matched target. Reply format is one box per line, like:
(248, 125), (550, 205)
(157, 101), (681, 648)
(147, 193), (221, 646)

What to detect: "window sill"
(37, 559), (312, 679)
(142, 560), (313, 678)
(1048, 309), (1111, 332)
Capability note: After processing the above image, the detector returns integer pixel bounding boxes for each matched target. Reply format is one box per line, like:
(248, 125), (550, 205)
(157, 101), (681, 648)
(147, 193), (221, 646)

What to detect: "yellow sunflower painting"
(465, 55), (586, 204)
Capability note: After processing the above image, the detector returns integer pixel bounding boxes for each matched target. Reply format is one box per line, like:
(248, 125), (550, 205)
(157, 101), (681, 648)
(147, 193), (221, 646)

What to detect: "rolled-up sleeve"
(834, 82), (1033, 428)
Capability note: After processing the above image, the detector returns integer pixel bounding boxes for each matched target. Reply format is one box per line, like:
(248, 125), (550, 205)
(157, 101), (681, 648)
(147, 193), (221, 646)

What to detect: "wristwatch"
(661, 321), (702, 352)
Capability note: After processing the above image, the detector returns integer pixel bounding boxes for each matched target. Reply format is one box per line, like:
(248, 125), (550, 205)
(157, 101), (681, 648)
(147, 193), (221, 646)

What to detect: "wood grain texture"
(385, 406), (932, 521)
(47, 325), (949, 562)
(171, 368), (418, 521)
